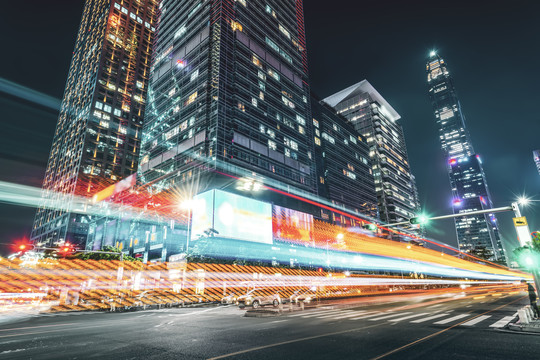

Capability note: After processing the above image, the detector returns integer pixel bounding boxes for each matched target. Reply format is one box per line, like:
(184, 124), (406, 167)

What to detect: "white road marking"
(410, 313), (449, 323)
(288, 309), (342, 318)
(461, 315), (491, 326)
(315, 311), (358, 319)
(348, 311), (383, 320)
(388, 313), (430, 322)
(433, 314), (469, 324)
(330, 312), (370, 320)
(369, 312), (412, 321)
(299, 310), (353, 318)
(489, 315), (515, 328)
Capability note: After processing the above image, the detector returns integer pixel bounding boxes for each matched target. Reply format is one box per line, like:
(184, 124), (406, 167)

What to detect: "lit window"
(252, 55), (262, 68)
(279, 24), (291, 39)
(231, 21), (243, 32)
(268, 69), (280, 81)
(190, 69), (199, 82)
(185, 91), (198, 106)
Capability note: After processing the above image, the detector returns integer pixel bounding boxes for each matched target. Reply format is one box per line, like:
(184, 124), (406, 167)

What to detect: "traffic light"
(13, 242), (34, 253)
(58, 244), (76, 257)
(410, 215), (429, 225)
(516, 248), (539, 270)
(362, 223), (378, 231)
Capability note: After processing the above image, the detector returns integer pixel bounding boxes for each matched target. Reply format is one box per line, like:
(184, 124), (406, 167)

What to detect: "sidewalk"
(507, 305), (540, 334)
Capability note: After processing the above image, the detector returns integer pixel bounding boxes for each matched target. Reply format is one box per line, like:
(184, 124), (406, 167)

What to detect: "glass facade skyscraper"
(139, 0), (315, 199)
(426, 52), (506, 262)
(323, 81), (420, 236)
(31, 0), (159, 246)
(311, 95), (378, 221)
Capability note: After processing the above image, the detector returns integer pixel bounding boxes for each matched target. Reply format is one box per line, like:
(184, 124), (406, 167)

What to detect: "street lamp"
(180, 199), (195, 255)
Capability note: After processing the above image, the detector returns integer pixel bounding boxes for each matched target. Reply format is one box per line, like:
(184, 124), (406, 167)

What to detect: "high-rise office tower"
(139, 1), (315, 200)
(311, 95), (378, 221)
(533, 150), (540, 177)
(323, 81), (421, 235)
(31, 0), (159, 246)
(426, 51), (505, 262)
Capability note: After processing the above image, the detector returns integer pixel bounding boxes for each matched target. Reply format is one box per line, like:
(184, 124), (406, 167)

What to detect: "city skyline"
(1, 0), (540, 259)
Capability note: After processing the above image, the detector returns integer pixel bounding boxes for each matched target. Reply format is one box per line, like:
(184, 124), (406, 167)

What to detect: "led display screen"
(273, 205), (314, 244)
(191, 189), (273, 244)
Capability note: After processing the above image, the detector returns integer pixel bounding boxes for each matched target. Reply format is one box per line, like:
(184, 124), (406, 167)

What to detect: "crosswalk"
(286, 308), (517, 329)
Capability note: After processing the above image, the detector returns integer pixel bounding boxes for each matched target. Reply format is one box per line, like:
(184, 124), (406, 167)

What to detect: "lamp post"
(180, 200), (194, 256)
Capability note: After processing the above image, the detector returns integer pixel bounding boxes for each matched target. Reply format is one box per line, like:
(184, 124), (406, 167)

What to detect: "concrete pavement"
(0, 289), (537, 359)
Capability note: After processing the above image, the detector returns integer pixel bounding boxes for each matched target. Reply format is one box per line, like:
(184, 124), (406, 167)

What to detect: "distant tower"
(426, 51), (506, 263)
(533, 150), (540, 176)
(323, 80), (421, 236)
(31, 0), (159, 247)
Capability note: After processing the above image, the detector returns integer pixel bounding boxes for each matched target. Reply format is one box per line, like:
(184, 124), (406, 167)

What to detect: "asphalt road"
(0, 289), (538, 359)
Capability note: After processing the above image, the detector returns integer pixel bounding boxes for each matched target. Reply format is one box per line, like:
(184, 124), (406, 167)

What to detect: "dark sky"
(1, 0), (539, 259)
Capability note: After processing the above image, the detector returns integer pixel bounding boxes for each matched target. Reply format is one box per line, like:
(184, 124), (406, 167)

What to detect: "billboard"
(273, 205), (314, 244)
(191, 189), (273, 244)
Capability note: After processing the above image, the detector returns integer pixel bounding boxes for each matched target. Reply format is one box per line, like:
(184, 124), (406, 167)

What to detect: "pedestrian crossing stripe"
(410, 313), (448, 323)
(287, 309), (518, 328)
(329, 312), (370, 320)
(461, 315), (491, 326)
(369, 312), (413, 321)
(388, 313), (429, 322)
(433, 313), (469, 324)
(315, 310), (358, 319)
(489, 315), (515, 328)
(345, 311), (383, 320)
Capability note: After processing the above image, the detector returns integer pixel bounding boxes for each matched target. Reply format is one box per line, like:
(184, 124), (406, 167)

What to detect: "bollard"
(526, 305), (534, 319)
(518, 309), (530, 324)
(300, 300), (304, 311)
(288, 302), (293, 312)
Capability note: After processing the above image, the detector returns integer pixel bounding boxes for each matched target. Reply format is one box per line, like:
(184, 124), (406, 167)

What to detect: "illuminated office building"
(139, 1), (315, 200)
(323, 81), (420, 236)
(31, 0), (159, 246)
(426, 51), (505, 262)
(311, 95), (378, 221)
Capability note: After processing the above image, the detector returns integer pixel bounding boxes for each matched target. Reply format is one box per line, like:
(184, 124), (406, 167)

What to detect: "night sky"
(1, 0), (539, 259)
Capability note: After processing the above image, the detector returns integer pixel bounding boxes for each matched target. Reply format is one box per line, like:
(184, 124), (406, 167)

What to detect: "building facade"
(426, 51), (505, 262)
(138, 0), (315, 200)
(311, 95), (378, 221)
(323, 81), (421, 235)
(31, 0), (159, 246)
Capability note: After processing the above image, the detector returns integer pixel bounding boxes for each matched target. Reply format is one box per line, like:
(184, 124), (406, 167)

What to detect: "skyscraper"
(533, 150), (540, 177)
(139, 1), (315, 200)
(311, 94), (378, 221)
(31, 0), (159, 246)
(426, 51), (505, 262)
(323, 81), (421, 236)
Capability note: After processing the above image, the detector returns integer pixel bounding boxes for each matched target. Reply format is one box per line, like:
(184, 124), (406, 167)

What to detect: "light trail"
(0, 77), (61, 111)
